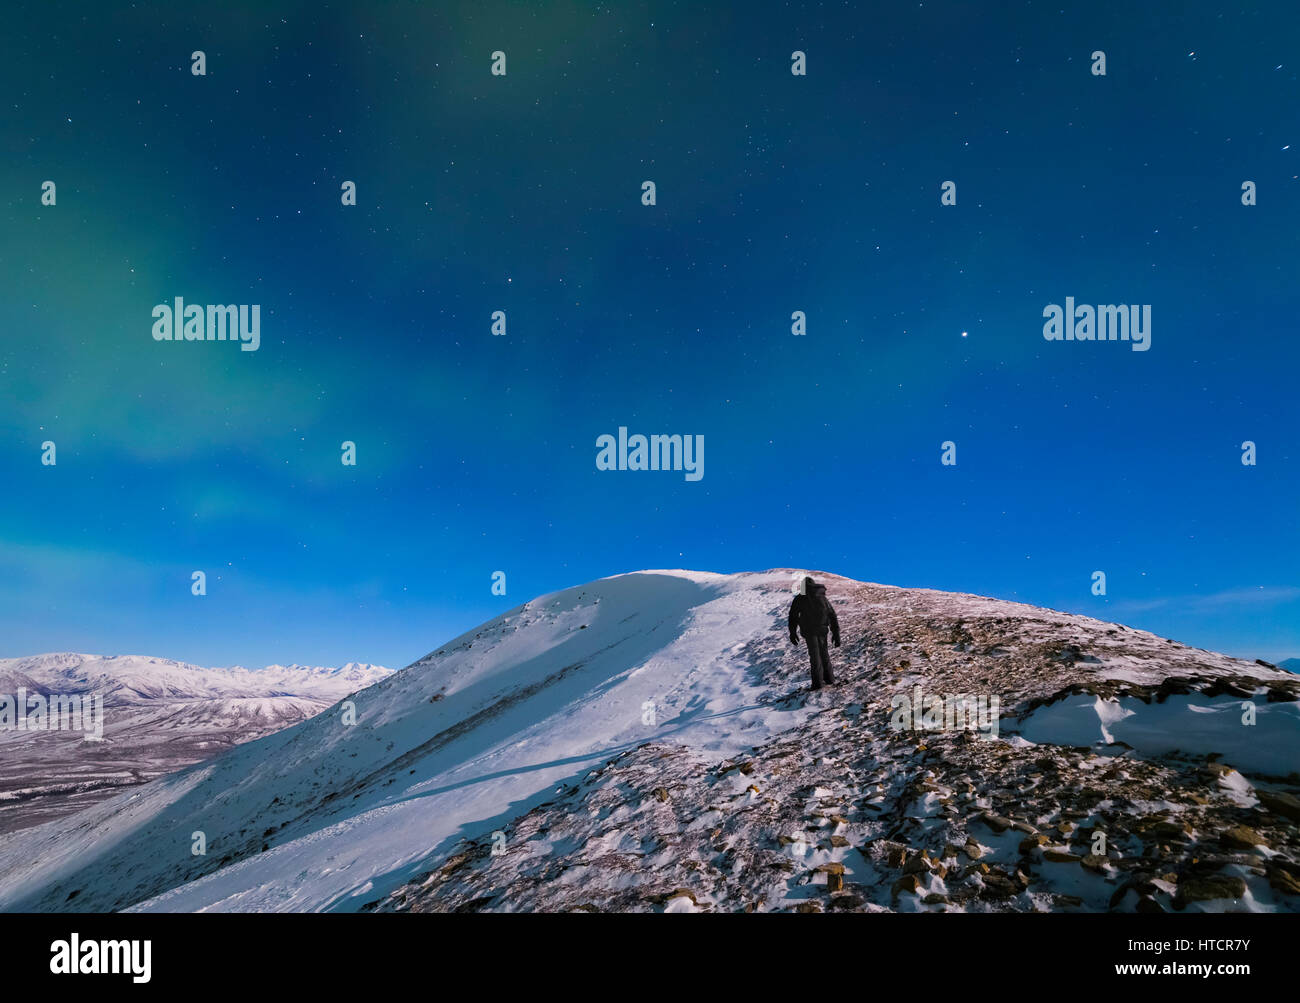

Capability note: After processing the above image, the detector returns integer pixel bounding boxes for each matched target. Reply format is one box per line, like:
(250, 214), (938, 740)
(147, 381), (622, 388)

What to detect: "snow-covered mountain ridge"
(0, 653), (389, 703)
(0, 570), (1295, 913)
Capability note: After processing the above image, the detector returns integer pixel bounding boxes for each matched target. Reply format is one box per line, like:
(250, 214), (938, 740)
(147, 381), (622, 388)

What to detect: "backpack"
(802, 589), (831, 632)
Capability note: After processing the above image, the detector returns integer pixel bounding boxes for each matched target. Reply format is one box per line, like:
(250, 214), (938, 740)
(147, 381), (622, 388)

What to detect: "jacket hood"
(802, 576), (815, 595)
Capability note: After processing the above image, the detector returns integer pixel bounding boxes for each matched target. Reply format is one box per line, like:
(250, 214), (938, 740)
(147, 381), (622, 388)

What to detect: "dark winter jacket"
(788, 577), (840, 643)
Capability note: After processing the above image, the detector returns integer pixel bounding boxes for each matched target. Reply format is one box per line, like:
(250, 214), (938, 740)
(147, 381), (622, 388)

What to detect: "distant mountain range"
(1280, 658), (1300, 674)
(0, 653), (391, 834)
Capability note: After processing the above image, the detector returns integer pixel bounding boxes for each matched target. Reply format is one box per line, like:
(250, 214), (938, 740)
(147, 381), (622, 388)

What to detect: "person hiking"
(788, 576), (841, 690)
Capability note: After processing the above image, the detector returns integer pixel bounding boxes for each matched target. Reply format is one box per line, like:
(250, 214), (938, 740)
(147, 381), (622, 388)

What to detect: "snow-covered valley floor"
(0, 656), (391, 835)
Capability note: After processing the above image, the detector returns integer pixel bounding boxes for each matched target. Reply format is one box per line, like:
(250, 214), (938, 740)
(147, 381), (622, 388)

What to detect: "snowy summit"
(0, 570), (1295, 914)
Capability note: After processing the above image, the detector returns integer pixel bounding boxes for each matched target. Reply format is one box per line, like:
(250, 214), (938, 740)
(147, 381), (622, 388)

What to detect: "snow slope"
(0, 571), (1295, 914)
(0, 572), (812, 911)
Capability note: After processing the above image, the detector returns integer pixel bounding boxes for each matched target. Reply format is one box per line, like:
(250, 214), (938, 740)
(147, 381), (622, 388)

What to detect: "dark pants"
(804, 631), (835, 689)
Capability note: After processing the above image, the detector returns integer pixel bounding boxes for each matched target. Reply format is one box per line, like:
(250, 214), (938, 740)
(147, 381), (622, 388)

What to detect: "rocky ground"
(367, 578), (1300, 913)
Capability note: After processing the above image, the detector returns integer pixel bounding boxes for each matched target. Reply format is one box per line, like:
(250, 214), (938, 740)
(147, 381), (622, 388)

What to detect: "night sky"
(2, 1), (1297, 670)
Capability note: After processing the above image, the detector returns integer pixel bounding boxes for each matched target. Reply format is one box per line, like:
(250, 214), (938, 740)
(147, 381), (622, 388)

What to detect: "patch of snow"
(1019, 693), (1300, 776)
